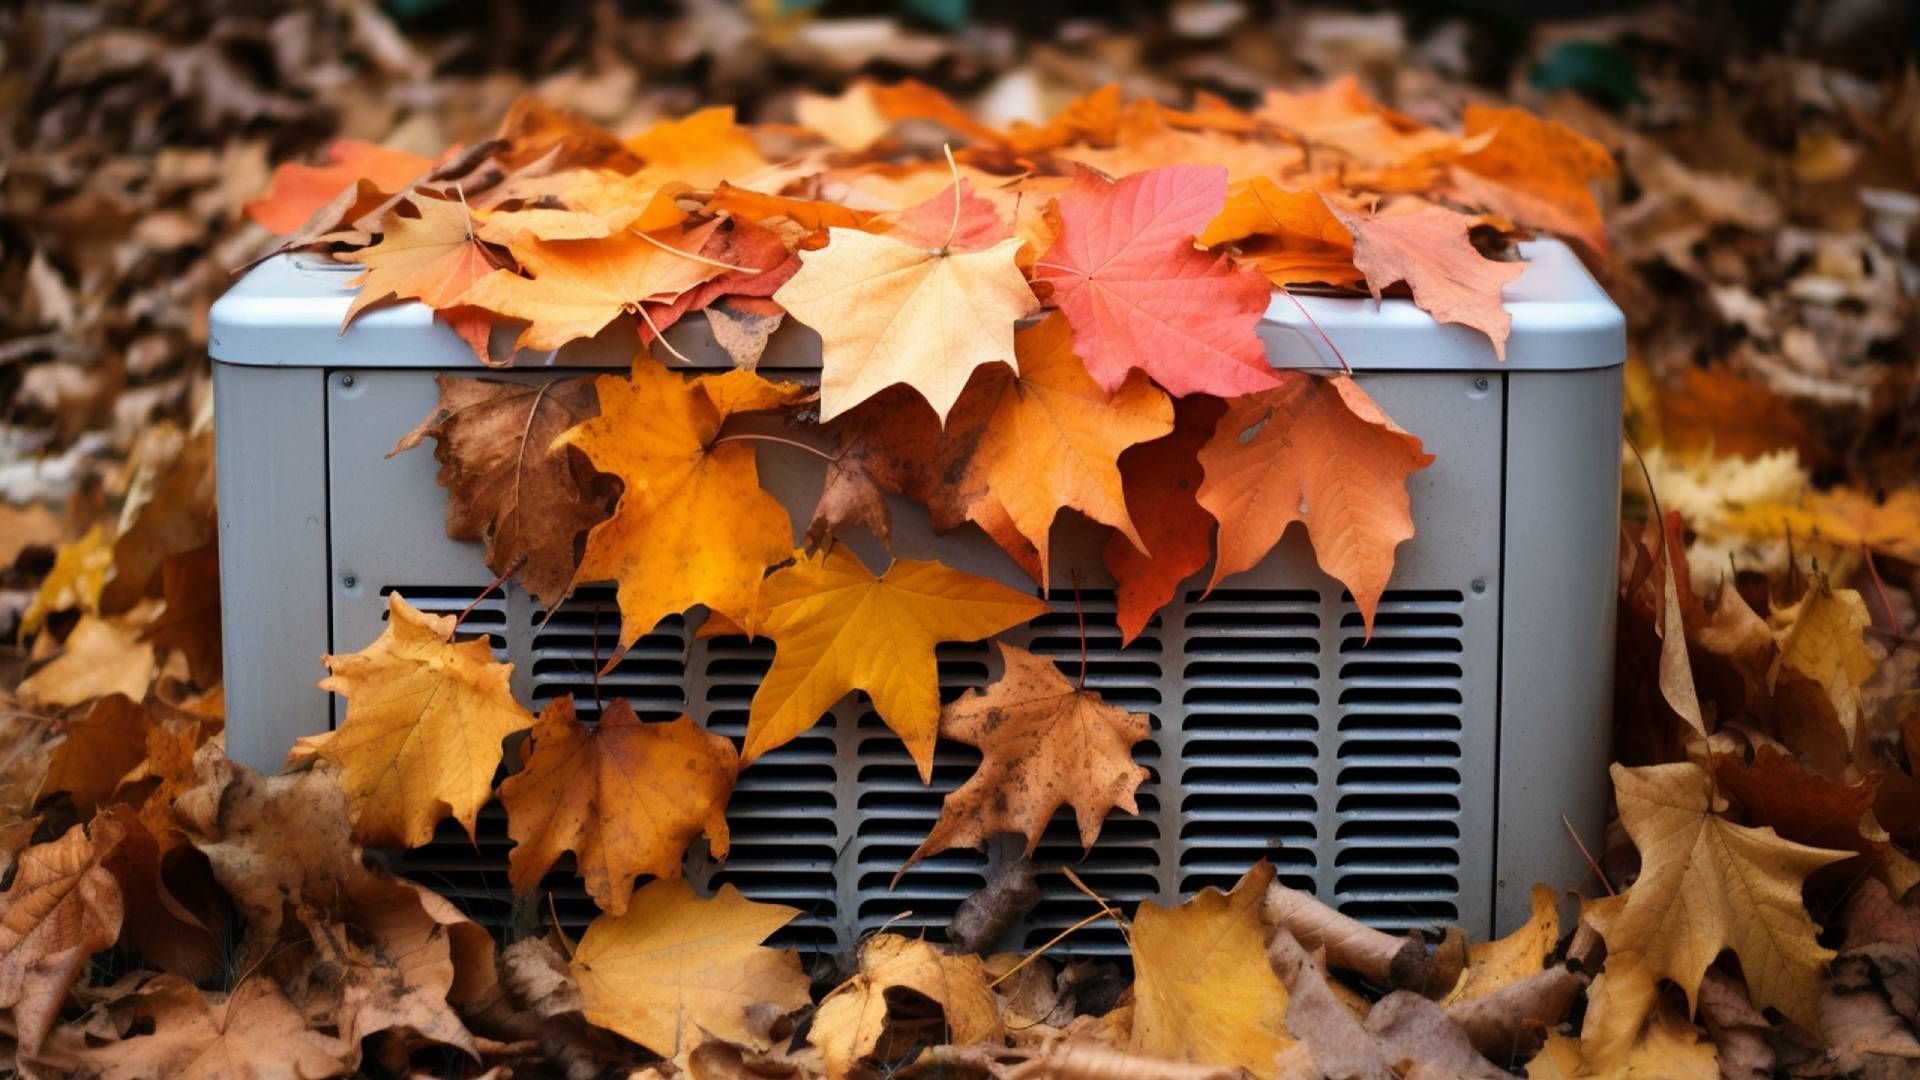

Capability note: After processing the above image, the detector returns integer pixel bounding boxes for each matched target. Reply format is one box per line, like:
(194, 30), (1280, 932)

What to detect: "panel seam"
(1489, 372), (1509, 939)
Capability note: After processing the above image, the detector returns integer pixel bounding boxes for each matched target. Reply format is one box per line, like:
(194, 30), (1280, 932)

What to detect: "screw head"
(340, 374), (355, 387)
(1471, 578), (1487, 594)
(342, 575), (358, 589)
(1473, 376), (1489, 391)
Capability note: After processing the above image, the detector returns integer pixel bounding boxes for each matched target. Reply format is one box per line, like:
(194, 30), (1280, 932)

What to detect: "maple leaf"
(741, 545), (1048, 781)
(1257, 76), (1462, 171)
(1033, 165), (1280, 398)
(554, 357), (803, 661)
(635, 218), (798, 344)
(1197, 374), (1434, 635)
(102, 410), (215, 614)
(1129, 860), (1295, 1073)
(571, 878), (811, 1059)
(1716, 744), (1887, 875)
(144, 540), (222, 687)
(1104, 396), (1224, 644)
(623, 106), (769, 188)
(1326, 202), (1527, 360)
(904, 643), (1149, 872)
(70, 974), (354, 1079)
(795, 83), (892, 151)
(1533, 1000), (1719, 1080)
(1444, 883), (1559, 1005)
(805, 453), (894, 551)
(1450, 105), (1615, 266)
(498, 698), (737, 916)
(772, 213), (1035, 423)
(455, 218), (728, 352)
(316, 592), (535, 848)
(942, 311), (1174, 582)
(1197, 178), (1365, 289)
(38, 695), (150, 816)
(0, 817), (127, 1057)
(812, 934), (1002, 1080)
(245, 139), (435, 234)
(344, 196), (499, 361)
(19, 524), (111, 639)
(1768, 577), (1875, 749)
(390, 374), (616, 611)
(1579, 762), (1850, 1064)
(879, 179), (1012, 251)
(17, 614), (157, 708)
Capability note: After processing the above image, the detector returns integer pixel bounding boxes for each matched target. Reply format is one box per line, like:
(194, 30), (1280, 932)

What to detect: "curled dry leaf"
(0, 816), (127, 1057)
(19, 524), (111, 640)
(1267, 928), (1396, 1080)
(811, 933), (1002, 1080)
(1443, 883), (1559, 1004)
(1327, 202), (1528, 360)
(1531, 999), (1718, 1079)
(1261, 875), (1461, 995)
(16, 614), (157, 709)
(317, 591), (535, 848)
(144, 540), (221, 687)
(571, 878), (811, 1061)
(1104, 395), (1224, 644)
(1033, 164), (1279, 399)
(1130, 860), (1294, 1073)
(1448, 105), (1615, 266)
(556, 357), (804, 662)
(498, 697), (737, 916)
(37, 694), (149, 816)
(245, 138), (435, 234)
(905, 643), (1150, 874)
(741, 544), (1047, 780)
(1198, 373), (1433, 636)
(345, 195), (499, 361)
(390, 373), (615, 611)
(65, 973), (355, 1080)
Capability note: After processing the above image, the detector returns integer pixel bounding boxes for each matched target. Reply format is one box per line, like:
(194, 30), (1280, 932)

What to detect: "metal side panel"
(328, 367), (1505, 946)
(1495, 366), (1622, 934)
(214, 363), (332, 770)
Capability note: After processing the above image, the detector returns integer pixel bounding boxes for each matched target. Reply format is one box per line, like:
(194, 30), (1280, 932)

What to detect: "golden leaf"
(812, 934), (1002, 1080)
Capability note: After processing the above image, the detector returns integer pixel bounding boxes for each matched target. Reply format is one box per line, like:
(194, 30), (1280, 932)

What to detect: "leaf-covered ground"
(4, 3), (1920, 1078)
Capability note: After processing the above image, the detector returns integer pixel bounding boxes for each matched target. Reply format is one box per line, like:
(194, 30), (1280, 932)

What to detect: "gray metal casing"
(211, 242), (1624, 947)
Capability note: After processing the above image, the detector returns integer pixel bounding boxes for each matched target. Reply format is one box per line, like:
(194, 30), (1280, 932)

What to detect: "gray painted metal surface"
(211, 237), (1625, 945)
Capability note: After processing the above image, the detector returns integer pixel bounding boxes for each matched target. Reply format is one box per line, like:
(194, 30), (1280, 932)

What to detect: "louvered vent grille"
(380, 581), (1473, 950)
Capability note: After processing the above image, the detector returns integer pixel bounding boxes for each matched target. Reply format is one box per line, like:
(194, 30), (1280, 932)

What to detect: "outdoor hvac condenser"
(209, 239), (1625, 952)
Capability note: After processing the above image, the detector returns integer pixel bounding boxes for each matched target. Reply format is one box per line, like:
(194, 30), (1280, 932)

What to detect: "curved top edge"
(209, 238), (1624, 372)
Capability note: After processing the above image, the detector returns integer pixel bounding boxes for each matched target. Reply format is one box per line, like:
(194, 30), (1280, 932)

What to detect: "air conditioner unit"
(209, 240), (1624, 953)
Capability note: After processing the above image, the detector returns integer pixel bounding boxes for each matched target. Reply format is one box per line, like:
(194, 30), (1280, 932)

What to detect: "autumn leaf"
(879, 179), (1013, 251)
(38, 694), (149, 816)
(1033, 165), (1280, 398)
(1197, 177), (1363, 289)
(1129, 859), (1294, 1073)
(1716, 743), (1888, 874)
(0, 817), (127, 1057)
(498, 697), (736, 915)
(17, 614), (157, 709)
(316, 592), (535, 848)
(1444, 884), (1559, 1005)
(245, 139), (435, 234)
(772, 192), (1037, 423)
(1105, 395), (1224, 645)
(1257, 76), (1462, 172)
(903, 643), (1149, 873)
(19, 524), (111, 639)
(795, 83), (892, 152)
(623, 106), (769, 188)
(942, 311), (1174, 581)
(144, 540), (221, 687)
(741, 545), (1048, 781)
(1327, 202), (1528, 360)
(1579, 761), (1850, 1065)
(635, 217), (798, 344)
(1534, 1000), (1719, 1080)
(390, 374), (616, 611)
(71, 974), (354, 1080)
(344, 195), (499, 360)
(555, 356), (803, 661)
(1768, 576), (1875, 749)
(1450, 105), (1616, 266)
(812, 934), (1002, 1080)
(570, 878), (810, 1059)
(455, 217), (728, 352)
(1197, 374), (1433, 635)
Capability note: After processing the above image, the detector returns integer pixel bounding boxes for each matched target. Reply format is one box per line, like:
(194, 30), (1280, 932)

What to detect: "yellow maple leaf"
(1579, 762), (1849, 1064)
(1534, 1000), (1718, 1079)
(19, 525), (112, 640)
(17, 614), (156, 709)
(571, 878), (810, 1059)
(455, 218), (727, 352)
(1129, 860), (1294, 1074)
(944, 311), (1173, 582)
(1444, 883), (1559, 1005)
(623, 106), (769, 188)
(812, 933), (1002, 1080)
(344, 196), (496, 356)
(742, 545), (1048, 781)
(772, 223), (1037, 424)
(498, 697), (736, 916)
(555, 356), (805, 663)
(316, 592), (534, 848)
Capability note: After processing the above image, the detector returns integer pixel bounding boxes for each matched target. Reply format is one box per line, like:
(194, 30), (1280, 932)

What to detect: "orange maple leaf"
(1033, 165), (1280, 398)
(1450, 105), (1615, 266)
(904, 643), (1150, 873)
(1326, 201), (1527, 360)
(742, 546), (1048, 780)
(1198, 374), (1434, 635)
(346, 196), (499, 361)
(245, 139), (435, 235)
(498, 698), (737, 916)
(1104, 396), (1225, 644)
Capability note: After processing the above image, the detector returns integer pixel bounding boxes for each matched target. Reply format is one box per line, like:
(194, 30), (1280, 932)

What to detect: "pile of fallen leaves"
(5, 3), (1920, 1079)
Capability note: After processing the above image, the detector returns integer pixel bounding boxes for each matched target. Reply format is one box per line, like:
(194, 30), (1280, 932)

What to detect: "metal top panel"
(209, 238), (1623, 372)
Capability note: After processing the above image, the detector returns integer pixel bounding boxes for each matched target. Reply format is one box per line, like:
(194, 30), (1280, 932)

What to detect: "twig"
(1563, 813), (1614, 896)
(987, 907), (1118, 990)
(1278, 284), (1351, 374)
(710, 432), (838, 462)
(1069, 569), (1088, 689)
(454, 557), (524, 632)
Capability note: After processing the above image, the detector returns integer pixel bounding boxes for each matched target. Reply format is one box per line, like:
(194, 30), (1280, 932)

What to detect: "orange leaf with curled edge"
(1033, 164), (1281, 399)
(901, 643), (1149, 876)
(940, 312), (1173, 583)
(622, 106), (769, 189)
(1326, 201), (1527, 361)
(1198, 178), (1365, 290)
(555, 357), (807, 664)
(1449, 105), (1615, 266)
(0, 816), (127, 1057)
(244, 139), (435, 235)
(1197, 374), (1433, 637)
(498, 698), (737, 917)
(454, 218), (728, 353)
(1104, 395), (1225, 645)
(345, 196), (500, 363)
(317, 592), (534, 849)
(742, 545), (1047, 782)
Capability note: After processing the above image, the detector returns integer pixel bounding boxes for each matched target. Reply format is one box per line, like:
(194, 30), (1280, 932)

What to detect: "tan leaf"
(812, 934), (1002, 1080)
(0, 817), (126, 1056)
(1327, 202), (1527, 360)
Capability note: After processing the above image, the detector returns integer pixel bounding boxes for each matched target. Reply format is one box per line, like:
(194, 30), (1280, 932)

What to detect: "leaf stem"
(454, 557), (524, 632)
(1279, 284), (1351, 374)
(939, 142), (963, 254)
(1069, 569), (1088, 689)
(628, 226), (762, 273)
(710, 432), (837, 462)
